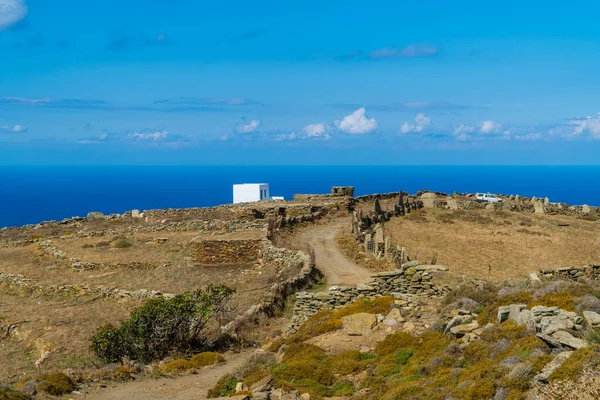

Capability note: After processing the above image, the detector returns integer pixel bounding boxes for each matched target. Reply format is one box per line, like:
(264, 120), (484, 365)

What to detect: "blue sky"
(2, 0), (600, 165)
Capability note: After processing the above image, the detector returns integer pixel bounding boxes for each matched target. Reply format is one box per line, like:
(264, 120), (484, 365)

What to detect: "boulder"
(235, 382), (249, 393)
(533, 351), (574, 383)
(87, 211), (105, 220)
(19, 380), (37, 396)
(582, 204), (591, 214)
(450, 322), (480, 337)
(583, 311), (600, 329)
(551, 331), (589, 350)
(534, 201), (546, 215)
(250, 375), (273, 393)
(507, 304), (527, 323)
(386, 308), (405, 323)
(420, 192), (437, 208)
(514, 309), (534, 328)
(342, 313), (378, 336)
(131, 209), (141, 218)
(536, 333), (563, 349)
(529, 273), (543, 288)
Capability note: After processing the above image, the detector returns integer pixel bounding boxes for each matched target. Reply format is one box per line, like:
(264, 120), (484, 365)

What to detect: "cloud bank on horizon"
(2, 0), (600, 164)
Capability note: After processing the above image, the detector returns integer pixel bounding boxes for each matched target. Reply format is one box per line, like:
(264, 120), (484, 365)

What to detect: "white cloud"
(303, 123), (331, 139)
(565, 114), (600, 139)
(128, 130), (169, 141)
(335, 107), (377, 134)
(400, 113), (431, 134)
(0, 0), (27, 31)
(480, 120), (502, 134)
(0, 124), (27, 133)
(274, 131), (298, 141)
(235, 118), (261, 134)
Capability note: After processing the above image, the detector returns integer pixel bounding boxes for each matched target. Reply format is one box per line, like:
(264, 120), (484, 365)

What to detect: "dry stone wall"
(291, 266), (451, 328)
(0, 272), (172, 301)
(538, 265), (600, 281)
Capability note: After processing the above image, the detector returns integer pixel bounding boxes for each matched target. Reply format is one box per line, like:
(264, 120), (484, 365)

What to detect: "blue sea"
(1, 166), (599, 228)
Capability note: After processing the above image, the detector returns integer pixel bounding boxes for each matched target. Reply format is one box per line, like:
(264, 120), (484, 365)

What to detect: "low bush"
(159, 359), (195, 374)
(374, 332), (420, 356)
(235, 352), (276, 387)
(190, 352), (225, 367)
(90, 285), (234, 363)
(207, 373), (239, 398)
(550, 345), (600, 381)
(0, 387), (32, 400)
(530, 291), (575, 311)
(36, 373), (76, 396)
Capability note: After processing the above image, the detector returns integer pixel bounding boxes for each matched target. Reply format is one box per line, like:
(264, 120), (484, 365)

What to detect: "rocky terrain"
(1, 188), (599, 400)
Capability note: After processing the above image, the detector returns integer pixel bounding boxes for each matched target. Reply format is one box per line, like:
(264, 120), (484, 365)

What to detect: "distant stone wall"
(291, 266), (451, 328)
(190, 239), (263, 264)
(538, 265), (600, 281)
(0, 272), (172, 301)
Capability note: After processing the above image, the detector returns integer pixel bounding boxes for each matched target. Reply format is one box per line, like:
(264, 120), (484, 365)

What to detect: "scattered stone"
(19, 380), (37, 396)
(533, 351), (574, 383)
(250, 375), (273, 393)
(551, 331), (589, 350)
(450, 322), (480, 337)
(131, 209), (141, 218)
(342, 313), (378, 336)
(583, 311), (600, 329)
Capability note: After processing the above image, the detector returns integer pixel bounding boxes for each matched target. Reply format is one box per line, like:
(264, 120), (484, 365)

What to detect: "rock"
(533, 351), (574, 383)
(19, 380), (37, 396)
(529, 272), (543, 288)
(534, 201), (546, 215)
(582, 204), (591, 214)
(507, 304), (527, 323)
(301, 393), (311, 400)
(420, 192), (437, 208)
(235, 382), (249, 393)
(450, 322), (480, 337)
(536, 333), (563, 348)
(131, 209), (141, 218)
(342, 313), (378, 336)
(551, 331), (589, 350)
(583, 310), (600, 329)
(514, 309), (533, 328)
(402, 261), (420, 269)
(386, 308), (405, 323)
(415, 265), (449, 271)
(87, 211), (105, 220)
(250, 375), (273, 393)
(445, 316), (467, 334)
(220, 396), (250, 400)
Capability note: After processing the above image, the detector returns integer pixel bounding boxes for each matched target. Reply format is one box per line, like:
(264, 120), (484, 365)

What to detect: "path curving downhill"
(296, 218), (373, 286)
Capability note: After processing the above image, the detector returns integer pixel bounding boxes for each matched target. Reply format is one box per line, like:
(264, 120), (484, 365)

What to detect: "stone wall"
(222, 242), (322, 335)
(291, 265), (451, 328)
(189, 239), (263, 264)
(0, 272), (172, 301)
(538, 265), (600, 281)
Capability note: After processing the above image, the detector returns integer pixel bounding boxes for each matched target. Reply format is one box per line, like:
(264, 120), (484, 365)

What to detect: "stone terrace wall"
(538, 265), (600, 281)
(291, 265), (451, 328)
(189, 239), (263, 264)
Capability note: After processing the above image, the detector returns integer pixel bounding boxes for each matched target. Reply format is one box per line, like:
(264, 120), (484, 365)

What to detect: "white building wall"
(233, 183), (270, 204)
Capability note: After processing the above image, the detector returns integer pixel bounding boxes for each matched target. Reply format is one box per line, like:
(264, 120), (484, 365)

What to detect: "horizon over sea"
(1, 165), (600, 228)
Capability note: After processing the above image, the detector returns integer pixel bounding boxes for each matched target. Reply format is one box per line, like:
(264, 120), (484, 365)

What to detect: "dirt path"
(83, 351), (253, 400)
(297, 218), (373, 286)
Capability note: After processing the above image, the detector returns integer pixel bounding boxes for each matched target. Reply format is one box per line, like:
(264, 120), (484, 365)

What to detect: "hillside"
(0, 189), (599, 399)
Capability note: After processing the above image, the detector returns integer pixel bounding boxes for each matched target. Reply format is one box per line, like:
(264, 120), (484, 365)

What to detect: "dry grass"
(385, 208), (600, 281)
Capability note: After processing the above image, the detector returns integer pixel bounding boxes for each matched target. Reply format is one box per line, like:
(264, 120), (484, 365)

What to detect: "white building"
(233, 183), (271, 204)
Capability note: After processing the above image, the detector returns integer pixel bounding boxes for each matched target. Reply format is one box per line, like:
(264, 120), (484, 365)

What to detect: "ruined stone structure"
(350, 191), (422, 262)
(331, 186), (355, 197)
(291, 265), (451, 328)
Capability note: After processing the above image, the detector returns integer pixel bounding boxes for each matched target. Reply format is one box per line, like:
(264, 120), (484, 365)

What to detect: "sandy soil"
(84, 350), (254, 400)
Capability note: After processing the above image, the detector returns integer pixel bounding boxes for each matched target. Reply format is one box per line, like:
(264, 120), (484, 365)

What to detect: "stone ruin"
(331, 186), (355, 197)
(351, 191), (422, 263)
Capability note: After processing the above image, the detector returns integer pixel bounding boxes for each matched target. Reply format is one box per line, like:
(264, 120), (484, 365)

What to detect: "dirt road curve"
(84, 351), (251, 400)
(297, 218), (373, 286)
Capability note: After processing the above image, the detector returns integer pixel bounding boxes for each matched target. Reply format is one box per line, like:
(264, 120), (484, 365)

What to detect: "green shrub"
(550, 345), (600, 381)
(207, 373), (239, 398)
(374, 332), (420, 356)
(90, 285), (235, 363)
(190, 352), (225, 367)
(587, 331), (600, 345)
(36, 373), (76, 396)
